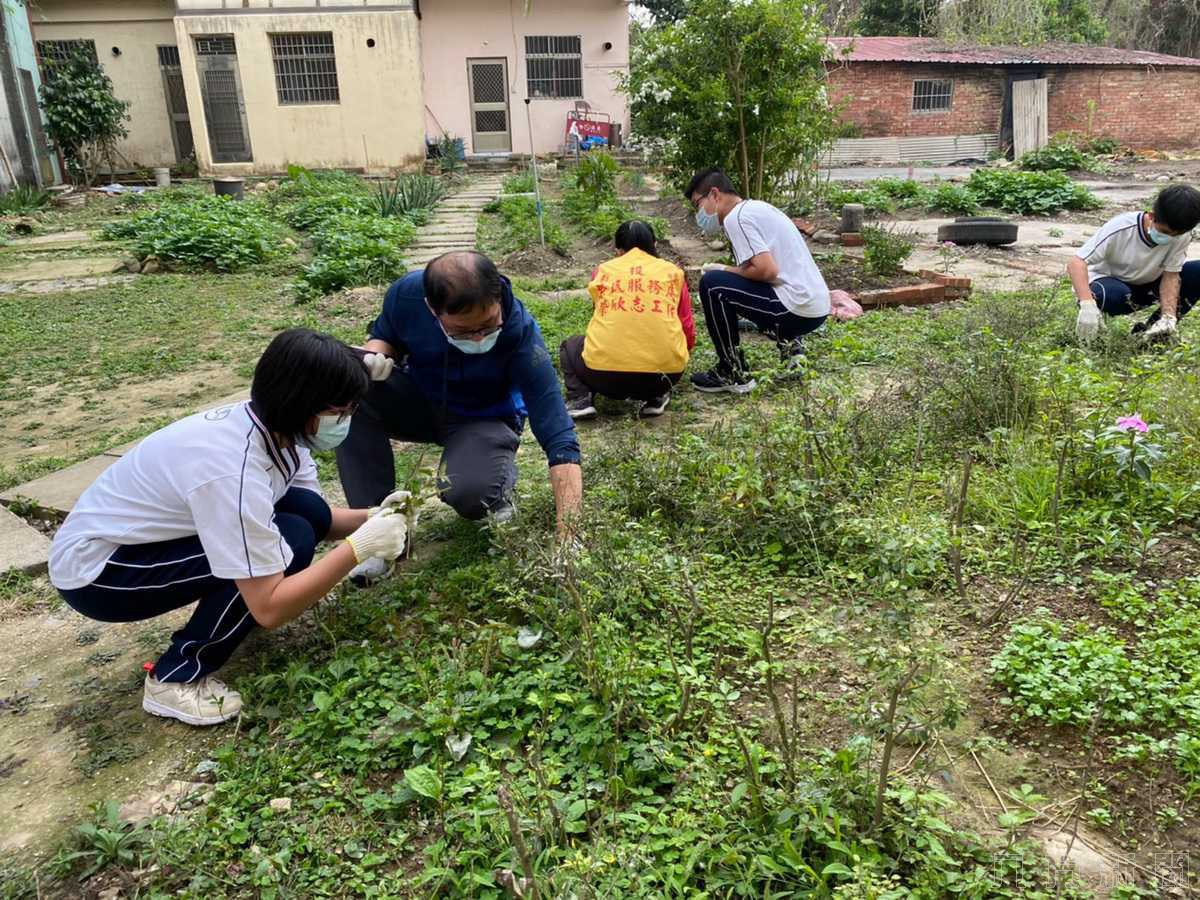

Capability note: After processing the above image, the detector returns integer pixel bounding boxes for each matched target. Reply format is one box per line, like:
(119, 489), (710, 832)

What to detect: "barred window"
(912, 79), (953, 112)
(158, 45), (181, 67)
(36, 39), (97, 66)
(270, 32), (339, 105)
(195, 35), (236, 56)
(525, 35), (582, 99)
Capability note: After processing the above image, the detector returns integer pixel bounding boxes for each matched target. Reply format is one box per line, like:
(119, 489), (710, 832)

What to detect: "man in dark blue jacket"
(336, 251), (583, 582)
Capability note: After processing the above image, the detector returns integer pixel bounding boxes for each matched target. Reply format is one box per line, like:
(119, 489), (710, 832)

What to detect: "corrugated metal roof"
(825, 134), (1000, 165)
(827, 37), (1200, 68)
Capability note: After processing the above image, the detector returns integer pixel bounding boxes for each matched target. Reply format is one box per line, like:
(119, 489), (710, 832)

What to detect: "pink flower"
(1116, 415), (1149, 433)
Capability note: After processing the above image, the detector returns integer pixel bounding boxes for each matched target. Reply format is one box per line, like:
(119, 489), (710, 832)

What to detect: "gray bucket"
(213, 177), (244, 200)
(153, 167), (171, 188)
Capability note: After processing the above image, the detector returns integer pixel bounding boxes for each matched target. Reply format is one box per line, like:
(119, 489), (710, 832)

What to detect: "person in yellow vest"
(559, 221), (696, 419)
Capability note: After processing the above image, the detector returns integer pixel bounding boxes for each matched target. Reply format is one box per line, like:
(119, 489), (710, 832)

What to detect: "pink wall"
(419, 0), (630, 156)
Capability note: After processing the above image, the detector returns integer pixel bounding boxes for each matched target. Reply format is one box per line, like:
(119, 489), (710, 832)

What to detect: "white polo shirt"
(724, 199), (831, 318)
(1076, 211), (1192, 285)
(49, 401), (321, 591)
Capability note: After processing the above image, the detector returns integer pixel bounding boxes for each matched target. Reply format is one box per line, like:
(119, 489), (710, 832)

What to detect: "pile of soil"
(814, 251), (926, 294)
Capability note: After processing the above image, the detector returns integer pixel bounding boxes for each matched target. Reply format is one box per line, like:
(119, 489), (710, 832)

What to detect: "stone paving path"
(405, 174), (505, 268)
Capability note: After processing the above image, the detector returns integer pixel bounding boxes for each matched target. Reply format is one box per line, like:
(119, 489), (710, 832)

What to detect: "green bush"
(1019, 138), (1100, 173)
(295, 213), (415, 299)
(570, 150), (620, 202)
(0, 185), (51, 214)
(924, 181), (981, 216)
(862, 225), (916, 277)
(276, 193), (375, 230)
(101, 197), (285, 271)
(1085, 136), (1121, 156)
(374, 173), (445, 218)
(501, 171), (535, 194)
(482, 195), (569, 254)
(966, 168), (1102, 215)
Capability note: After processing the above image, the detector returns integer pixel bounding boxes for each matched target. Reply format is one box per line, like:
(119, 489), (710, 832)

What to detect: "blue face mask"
(304, 414), (350, 452)
(1148, 227), (1173, 246)
(447, 329), (501, 354)
(695, 201), (721, 236)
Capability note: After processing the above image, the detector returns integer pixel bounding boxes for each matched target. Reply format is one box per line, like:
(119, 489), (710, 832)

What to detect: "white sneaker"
(349, 555), (391, 587)
(143, 674), (242, 726)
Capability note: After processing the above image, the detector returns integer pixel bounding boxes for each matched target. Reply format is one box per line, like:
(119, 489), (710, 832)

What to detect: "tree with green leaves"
(40, 51), (130, 185)
(855, 0), (939, 36)
(623, 0), (836, 203)
(635, 0), (690, 23)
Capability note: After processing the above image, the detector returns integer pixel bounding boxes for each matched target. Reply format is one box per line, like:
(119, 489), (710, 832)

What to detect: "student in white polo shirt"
(1071, 184), (1200, 344)
(49, 329), (411, 726)
(684, 168), (831, 394)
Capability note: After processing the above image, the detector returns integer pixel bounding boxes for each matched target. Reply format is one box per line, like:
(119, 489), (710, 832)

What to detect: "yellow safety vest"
(582, 248), (689, 374)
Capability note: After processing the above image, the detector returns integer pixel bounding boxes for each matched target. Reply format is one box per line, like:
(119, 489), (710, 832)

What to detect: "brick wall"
(1046, 66), (1200, 149)
(827, 62), (1004, 137)
(827, 61), (1200, 150)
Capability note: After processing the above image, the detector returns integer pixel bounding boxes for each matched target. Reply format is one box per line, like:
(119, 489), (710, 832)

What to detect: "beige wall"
(174, 8), (425, 175)
(30, 0), (180, 167)
(419, 0), (630, 156)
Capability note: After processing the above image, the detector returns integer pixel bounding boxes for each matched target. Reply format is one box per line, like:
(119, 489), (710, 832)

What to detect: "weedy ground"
(1, 176), (1198, 899)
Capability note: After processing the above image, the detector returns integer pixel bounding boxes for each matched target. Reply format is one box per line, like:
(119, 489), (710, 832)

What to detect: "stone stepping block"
(0, 455), (116, 517)
(10, 230), (96, 251)
(2, 256), (127, 282)
(0, 504), (51, 574)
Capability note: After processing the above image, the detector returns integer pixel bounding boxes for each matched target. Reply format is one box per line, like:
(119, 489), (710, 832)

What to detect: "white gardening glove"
(368, 490), (411, 518)
(1075, 300), (1101, 344)
(361, 351), (394, 382)
(701, 262), (726, 274)
(1141, 314), (1178, 343)
(345, 510), (408, 564)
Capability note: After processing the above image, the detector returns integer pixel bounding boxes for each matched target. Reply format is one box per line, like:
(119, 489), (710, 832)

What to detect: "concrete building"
(0, 1), (60, 188)
(826, 37), (1200, 163)
(29, 0), (631, 176)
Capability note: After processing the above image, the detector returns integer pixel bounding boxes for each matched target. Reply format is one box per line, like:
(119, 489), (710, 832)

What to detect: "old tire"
(938, 219), (1018, 246)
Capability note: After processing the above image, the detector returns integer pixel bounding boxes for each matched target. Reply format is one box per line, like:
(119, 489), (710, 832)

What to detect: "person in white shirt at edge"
(48, 329), (411, 727)
(684, 168), (831, 394)
(1071, 184), (1200, 345)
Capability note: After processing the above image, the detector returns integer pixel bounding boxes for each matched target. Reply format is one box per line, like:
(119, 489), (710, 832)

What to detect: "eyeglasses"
(425, 300), (503, 340)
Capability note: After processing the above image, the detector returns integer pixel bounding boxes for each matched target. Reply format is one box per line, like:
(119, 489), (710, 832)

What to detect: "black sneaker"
(691, 368), (756, 394)
(640, 392), (671, 417)
(566, 395), (597, 419)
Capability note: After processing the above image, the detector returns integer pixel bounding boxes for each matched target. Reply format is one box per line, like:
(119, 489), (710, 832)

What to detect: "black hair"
(683, 168), (737, 201)
(423, 250), (503, 315)
(1153, 184), (1200, 233)
(615, 220), (658, 256)
(251, 328), (369, 444)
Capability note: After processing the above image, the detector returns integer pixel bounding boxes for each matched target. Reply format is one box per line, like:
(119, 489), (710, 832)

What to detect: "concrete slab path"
(406, 175), (505, 268)
(0, 504), (51, 574)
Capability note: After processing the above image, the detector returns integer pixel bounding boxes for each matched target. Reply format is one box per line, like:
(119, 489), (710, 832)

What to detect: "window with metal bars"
(912, 79), (953, 112)
(525, 35), (582, 99)
(158, 45), (181, 67)
(270, 32), (340, 105)
(195, 35), (236, 57)
(36, 39), (97, 69)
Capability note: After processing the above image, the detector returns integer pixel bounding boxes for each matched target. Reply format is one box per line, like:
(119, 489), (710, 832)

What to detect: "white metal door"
(1012, 78), (1048, 158)
(468, 58), (511, 154)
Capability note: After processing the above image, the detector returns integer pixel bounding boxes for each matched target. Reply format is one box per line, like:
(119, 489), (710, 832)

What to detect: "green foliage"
(0, 185), (51, 214)
(374, 173), (445, 219)
(1085, 135), (1121, 156)
(295, 213), (415, 300)
(54, 800), (147, 879)
(855, 0), (939, 35)
(501, 171), (535, 194)
(624, 0), (836, 202)
(571, 150), (620, 201)
(480, 195), (569, 255)
(560, 153), (669, 242)
(936, 0), (1108, 45)
(966, 168), (1102, 215)
(101, 197), (285, 271)
(436, 133), (465, 174)
(924, 181), (982, 215)
(39, 51), (130, 185)
(862, 226), (917, 277)
(268, 166), (374, 230)
(1019, 136), (1102, 172)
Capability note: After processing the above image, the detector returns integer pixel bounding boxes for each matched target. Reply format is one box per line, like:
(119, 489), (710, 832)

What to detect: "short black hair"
(615, 220), (658, 256)
(251, 328), (368, 444)
(423, 251), (503, 315)
(683, 168), (737, 201)
(1153, 184), (1200, 233)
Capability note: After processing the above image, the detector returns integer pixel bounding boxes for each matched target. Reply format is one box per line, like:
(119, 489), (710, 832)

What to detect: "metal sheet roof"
(827, 37), (1200, 68)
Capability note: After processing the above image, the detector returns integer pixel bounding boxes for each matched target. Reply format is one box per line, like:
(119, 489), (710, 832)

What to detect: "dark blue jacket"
(369, 271), (581, 467)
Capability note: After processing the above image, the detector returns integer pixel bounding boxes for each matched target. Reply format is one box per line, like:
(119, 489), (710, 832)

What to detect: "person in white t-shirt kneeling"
(1070, 185), (1200, 345)
(685, 168), (831, 394)
(48, 329), (411, 726)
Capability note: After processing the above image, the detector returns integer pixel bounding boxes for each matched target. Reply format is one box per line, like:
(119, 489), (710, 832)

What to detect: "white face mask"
(446, 329), (501, 354)
(303, 414), (351, 451)
(1148, 227), (1173, 246)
